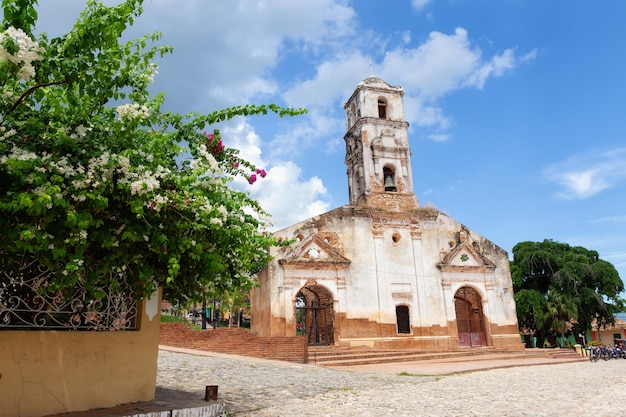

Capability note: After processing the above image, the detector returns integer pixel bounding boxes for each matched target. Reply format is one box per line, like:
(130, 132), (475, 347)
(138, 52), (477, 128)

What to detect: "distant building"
(591, 314), (626, 346)
(251, 76), (523, 351)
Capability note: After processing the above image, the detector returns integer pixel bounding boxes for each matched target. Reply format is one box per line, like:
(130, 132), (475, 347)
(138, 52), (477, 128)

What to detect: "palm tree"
(222, 288), (246, 328)
(544, 291), (578, 347)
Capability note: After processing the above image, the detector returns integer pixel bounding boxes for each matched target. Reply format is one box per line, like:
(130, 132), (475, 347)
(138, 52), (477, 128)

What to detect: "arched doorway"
(454, 286), (486, 348)
(295, 285), (335, 346)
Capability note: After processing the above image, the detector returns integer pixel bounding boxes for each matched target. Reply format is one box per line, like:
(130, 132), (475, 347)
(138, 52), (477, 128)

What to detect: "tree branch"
(4, 78), (74, 121)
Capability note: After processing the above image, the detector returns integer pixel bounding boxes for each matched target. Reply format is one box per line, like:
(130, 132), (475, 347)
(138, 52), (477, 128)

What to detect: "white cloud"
(221, 120), (332, 230)
(380, 28), (528, 99)
(591, 215), (626, 223)
(403, 95), (451, 129)
(402, 31), (412, 44)
(34, 0), (357, 111)
(544, 147), (626, 199)
(220, 121), (265, 167)
(269, 111), (344, 158)
(248, 162), (332, 231)
(411, 0), (431, 12)
(428, 133), (451, 142)
(466, 48), (517, 89)
(380, 28), (481, 98)
(282, 52), (369, 110)
(282, 27), (530, 144)
(278, 26), (530, 148)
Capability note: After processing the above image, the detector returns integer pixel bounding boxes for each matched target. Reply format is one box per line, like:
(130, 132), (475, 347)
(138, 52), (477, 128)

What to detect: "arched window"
(396, 305), (410, 334)
(377, 97), (387, 119)
(383, 166), (397, 192)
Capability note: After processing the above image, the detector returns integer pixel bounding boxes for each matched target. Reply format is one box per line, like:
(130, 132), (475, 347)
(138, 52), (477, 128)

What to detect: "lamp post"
(201, 299), (207, 330)
(212, 299), (217, 329)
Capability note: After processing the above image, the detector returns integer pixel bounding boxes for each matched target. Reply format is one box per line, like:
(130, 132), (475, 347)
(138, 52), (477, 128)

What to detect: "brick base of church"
(335, 335), (524, 351)
(160, 322), (524, 366)
(159, 322), (308, 363)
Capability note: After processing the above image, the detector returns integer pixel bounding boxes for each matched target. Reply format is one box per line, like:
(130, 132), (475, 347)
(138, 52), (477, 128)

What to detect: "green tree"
(544, 291), (578, 347)
(221, 287), (247, 328)
(0, 0), (304, 308)
(511, 240), (624, 346)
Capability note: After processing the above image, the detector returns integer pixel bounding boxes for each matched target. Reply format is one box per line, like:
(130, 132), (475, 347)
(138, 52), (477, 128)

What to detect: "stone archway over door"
(295, 284), (335, 346)
(454, 286), (486, 348)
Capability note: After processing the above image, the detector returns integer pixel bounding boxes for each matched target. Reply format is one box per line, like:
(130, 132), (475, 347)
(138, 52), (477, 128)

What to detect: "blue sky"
(34, 1), (626, 283)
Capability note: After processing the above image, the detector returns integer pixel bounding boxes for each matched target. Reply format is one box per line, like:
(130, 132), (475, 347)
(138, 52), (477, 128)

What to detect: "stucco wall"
(253, 207), (524, 352)
(0, 293), (161, 417)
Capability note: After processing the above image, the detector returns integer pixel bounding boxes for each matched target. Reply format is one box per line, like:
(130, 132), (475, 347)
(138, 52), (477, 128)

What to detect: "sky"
(30, 1), (626, 284)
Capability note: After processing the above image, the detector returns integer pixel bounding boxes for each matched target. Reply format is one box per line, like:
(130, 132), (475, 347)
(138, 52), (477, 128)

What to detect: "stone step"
(542, 348), (585, 359)
(307, 347), (545, 366)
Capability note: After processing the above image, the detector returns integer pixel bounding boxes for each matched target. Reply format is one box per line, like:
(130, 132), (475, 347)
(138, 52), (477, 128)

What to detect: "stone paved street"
(157, 348), (626, 416)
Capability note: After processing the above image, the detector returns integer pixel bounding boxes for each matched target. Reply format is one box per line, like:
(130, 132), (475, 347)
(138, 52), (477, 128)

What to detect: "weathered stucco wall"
(253, 207), (524, 351)
(0, 293), (161, 417)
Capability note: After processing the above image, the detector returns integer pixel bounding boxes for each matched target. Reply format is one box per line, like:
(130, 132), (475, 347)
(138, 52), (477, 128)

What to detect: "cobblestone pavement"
(157, 348), (626, 416)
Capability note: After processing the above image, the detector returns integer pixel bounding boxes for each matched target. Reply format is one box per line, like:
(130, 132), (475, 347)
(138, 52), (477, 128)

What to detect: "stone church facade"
(250, 76), (523, 351)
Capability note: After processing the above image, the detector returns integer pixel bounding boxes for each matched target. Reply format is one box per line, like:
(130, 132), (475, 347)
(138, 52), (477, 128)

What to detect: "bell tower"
(343, 76), (418, 211)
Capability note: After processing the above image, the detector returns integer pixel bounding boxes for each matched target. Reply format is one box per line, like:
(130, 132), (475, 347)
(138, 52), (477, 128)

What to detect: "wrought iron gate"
(299, 300), (331, 345)
(295, 293), (332, 346)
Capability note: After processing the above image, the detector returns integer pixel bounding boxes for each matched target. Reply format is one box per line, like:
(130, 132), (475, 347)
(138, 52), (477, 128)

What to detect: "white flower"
(116, 103), (150, 122)
(218, 205), (228, 219)
(0, 27), (44, 81)
(70, 124), (92, 140)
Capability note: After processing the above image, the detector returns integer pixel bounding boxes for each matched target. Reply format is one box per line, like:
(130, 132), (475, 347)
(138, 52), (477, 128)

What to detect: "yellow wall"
(0, 292), (161, 417)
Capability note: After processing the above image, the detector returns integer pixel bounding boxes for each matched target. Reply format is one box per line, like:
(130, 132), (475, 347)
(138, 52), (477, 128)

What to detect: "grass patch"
(397, 371), (429, 377)
(160, 314), (202, 330)
(160, 315), (183, 323)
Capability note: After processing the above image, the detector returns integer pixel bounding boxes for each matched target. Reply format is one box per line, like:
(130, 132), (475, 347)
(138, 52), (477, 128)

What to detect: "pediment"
(436, 241), (496, 272)
(279, 234), (351, 270)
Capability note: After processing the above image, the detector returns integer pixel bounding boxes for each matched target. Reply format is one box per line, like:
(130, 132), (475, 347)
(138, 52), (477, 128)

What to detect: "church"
(250, 76), (523, 351)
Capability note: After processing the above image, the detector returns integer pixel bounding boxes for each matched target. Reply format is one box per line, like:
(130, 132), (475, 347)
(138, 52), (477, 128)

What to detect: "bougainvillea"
(0, 0), (305, 305)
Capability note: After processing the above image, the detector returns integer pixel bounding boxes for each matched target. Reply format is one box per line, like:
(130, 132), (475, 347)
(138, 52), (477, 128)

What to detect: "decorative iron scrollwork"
(0, 253), (137, 330)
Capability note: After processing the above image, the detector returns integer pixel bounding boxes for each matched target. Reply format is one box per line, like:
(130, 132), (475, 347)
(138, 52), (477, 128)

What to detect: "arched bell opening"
(377, 96), (387, 119)
(295, 284), (335, 346)
(383, 166), (397, 192)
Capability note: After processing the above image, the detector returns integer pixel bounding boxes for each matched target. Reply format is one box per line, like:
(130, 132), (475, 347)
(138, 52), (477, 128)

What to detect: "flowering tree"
(0, 0), (304, 307)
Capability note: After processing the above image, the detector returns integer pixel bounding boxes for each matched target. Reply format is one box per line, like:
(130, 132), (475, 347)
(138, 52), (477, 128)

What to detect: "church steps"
(307, 346), (575, 366)
(541, 348), (586, 360)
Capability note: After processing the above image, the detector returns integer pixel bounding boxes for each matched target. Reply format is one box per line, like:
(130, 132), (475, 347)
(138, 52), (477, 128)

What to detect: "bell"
(384, 176), (396, 192)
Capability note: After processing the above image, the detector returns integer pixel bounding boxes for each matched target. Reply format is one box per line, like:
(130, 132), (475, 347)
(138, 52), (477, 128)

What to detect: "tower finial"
(369, 59), (373, 76)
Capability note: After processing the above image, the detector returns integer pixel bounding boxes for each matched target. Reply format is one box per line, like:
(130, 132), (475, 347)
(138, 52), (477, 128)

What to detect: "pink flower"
(204, 132), (223, 155)
(247, 174), (257, 184)
(256, 168), (267, 178)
